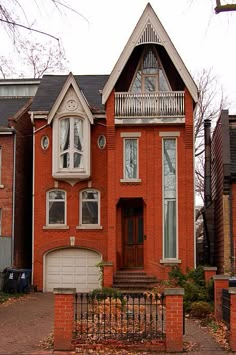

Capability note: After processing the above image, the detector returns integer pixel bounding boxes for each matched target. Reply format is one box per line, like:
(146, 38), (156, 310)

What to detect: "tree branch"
(0, 18), (59, 41)
(215, 0), (236, 13)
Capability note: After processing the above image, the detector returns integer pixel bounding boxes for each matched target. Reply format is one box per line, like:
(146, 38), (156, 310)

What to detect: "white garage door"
(45, 248), (101, 292)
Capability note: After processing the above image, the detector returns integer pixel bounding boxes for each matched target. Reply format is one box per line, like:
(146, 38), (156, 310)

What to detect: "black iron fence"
(73, 291), (165, 345)
(222, 288), (230, 329)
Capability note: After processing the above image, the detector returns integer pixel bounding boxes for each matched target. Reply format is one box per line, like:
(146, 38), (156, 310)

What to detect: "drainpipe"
(31, 117), (35, 285)
(12, 130), (16, 266)
(204, 119), (212, 208)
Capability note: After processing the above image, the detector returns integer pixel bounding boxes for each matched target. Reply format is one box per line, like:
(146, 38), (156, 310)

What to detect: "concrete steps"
(112, 270), (158, 291)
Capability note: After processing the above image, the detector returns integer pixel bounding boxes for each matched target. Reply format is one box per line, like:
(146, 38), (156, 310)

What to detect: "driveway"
(0, 292), (54, 354)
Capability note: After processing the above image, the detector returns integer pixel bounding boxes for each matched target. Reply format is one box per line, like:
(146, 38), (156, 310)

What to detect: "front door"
(123, 206), (144, 268)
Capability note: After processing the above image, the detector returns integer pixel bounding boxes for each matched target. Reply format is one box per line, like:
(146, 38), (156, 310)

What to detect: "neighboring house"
(0, 96), (35, 271)
(30, 3), (198, 292)
(204, 111), (236, 274)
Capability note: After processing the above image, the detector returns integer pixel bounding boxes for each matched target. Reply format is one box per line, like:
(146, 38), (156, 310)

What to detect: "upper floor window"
(60, 117), (83, 170)
(163, 139), (177, 259)
(130, 46), (171, 93)
(53, 116), (91, 181)
(124, 138), (138, 179)
(46, 189), (66, 226)
(80, 189), (100, 226)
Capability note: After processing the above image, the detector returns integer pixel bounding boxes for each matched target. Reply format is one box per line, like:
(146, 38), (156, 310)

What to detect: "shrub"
(190, 301), (212, 319)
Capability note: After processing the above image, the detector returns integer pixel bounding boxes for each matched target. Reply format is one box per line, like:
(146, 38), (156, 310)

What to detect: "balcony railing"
(115, 91), (185, 118)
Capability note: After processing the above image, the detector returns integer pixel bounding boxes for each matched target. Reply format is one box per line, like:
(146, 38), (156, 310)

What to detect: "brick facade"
(31, 4), (196, 291)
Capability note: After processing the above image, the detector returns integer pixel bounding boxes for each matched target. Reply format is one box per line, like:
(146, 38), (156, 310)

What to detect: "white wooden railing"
(115, 91), (185, 118)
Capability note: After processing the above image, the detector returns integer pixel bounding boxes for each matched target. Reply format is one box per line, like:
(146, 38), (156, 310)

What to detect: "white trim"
(115, 117), (185, 125)
(76, 225), (103, 230)
(102, 3), (198, 104)
(160, 259), (181, 264)
(52, 116), (91, 180)
(0, 147), (2, 185)
(79, 189), (101, 227)
(159, 132), (180, 137)
(120, 178), (142, 183)
(46, 189), (67, 227)
(162, 137), (178, 260)
(123, 137), (139, 180)
(120, 132), (141, 138)
(43, 225), (69, 230)
(47, 73), (93, 125)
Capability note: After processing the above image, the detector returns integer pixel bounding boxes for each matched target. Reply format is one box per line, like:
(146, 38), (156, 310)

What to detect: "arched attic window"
(130, 45), (171, 93)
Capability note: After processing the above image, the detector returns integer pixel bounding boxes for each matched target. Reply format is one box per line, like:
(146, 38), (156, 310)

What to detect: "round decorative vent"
(97, 135), (106, 149)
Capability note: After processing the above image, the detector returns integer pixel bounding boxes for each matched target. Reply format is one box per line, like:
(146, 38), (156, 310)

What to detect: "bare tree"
(0, 0), (88, 43)
(194, 68), (227, 203)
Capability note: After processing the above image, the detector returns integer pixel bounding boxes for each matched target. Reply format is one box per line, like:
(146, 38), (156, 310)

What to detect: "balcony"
(114, 91), (185, 124)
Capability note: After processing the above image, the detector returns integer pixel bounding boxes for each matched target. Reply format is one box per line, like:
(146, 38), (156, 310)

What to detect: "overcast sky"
(2, 0), (236, 112)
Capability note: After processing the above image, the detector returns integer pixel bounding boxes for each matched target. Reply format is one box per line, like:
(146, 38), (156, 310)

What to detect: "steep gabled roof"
(102, 3), (198, 104)
(30, 74), (109, 114)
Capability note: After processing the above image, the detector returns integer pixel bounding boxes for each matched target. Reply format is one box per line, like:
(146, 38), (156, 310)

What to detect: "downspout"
(12, 130), (16, 266)
(31, 114), (35, 285)
(204, 119), (212, 264)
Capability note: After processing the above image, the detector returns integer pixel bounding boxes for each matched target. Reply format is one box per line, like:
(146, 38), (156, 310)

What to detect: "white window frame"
(161, 137), (179, 263)
(78, 189), (102, 229)
(52, 115), (91, 180)
(0, 208), (2, 235)
(46, 189), (67, 227)
(0, 147), (3, 188)
(120, 132), (141, 183)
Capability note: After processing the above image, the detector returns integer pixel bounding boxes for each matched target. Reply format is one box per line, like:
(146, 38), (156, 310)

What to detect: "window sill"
(76, 225), (103, 230)
(120, 178), (142, 183)
(160, 259), (181, 264)
(43, 225), (69, 230)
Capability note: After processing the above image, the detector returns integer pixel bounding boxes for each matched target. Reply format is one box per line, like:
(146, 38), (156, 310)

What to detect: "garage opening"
(44, 248), (101, 292)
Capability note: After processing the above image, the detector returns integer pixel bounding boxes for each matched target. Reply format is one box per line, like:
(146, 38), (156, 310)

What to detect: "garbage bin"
(2, 268), (20, 293)
(229, 277), (236, 287)
(18, 269), (31, 293)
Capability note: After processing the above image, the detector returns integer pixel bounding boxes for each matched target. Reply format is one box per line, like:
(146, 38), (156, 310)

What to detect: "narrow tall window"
(59, 117), (83, 170)
(163, 139), (177, 259)
(47, 190), (66, 225)
(124, 139), (138, 179)
(0, 147), (2, 185)
(0, 209), (2, 235)
(80, 190), (100, 226)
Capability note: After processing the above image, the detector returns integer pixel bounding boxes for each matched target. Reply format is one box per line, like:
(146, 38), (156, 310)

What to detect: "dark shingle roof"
(30, 74), (109, 113)
(0, 97), (31, 127)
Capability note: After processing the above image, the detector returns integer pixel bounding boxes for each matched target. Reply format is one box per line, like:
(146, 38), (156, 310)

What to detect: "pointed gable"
(47, 73), (94, 124)
(102, 3), (198, 104)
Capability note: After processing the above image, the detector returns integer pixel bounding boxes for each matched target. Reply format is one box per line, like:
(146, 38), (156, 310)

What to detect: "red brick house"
(30, 3), (198, 292)
(0, 92), (34, 271)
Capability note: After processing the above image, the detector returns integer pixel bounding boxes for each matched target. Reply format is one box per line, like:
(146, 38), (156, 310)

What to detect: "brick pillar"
(102, 262), (113, 287)
(204, 266), (217, 283)
(164, 288), (184, 353)
(229, 288), (236, 351)
(54, 288), (76, 351)
(213, 275), (229, 320)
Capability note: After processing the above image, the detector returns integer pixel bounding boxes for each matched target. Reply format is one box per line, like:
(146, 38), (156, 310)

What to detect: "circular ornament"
(41, 136), (49, 150)
(97, 135), (106, 149)
(66, 99), (77, 111)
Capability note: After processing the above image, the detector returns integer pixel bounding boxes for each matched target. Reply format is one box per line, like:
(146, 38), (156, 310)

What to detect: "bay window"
(53, 116), (90, 180)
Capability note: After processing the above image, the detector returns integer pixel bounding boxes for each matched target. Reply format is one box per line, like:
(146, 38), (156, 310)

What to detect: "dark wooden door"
(123, 206), (144, 267)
